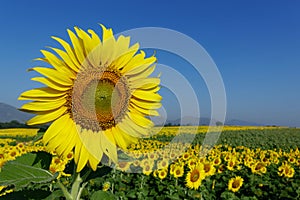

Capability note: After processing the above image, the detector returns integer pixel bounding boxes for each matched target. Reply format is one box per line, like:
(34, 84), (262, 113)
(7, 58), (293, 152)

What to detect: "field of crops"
(0, 126), (300, 199)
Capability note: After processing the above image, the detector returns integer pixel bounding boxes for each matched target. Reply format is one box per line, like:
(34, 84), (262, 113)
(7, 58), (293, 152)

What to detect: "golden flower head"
(19, 24), (161, 172)
(185, 163), (205, 190)
(228, 176), (244, 193)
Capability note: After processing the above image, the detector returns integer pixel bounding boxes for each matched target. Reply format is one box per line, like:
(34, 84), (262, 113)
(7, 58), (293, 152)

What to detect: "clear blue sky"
(0, 1), (300, 126)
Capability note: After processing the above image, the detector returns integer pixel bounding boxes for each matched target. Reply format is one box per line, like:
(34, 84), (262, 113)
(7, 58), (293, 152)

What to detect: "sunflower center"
(72, 69), (130, 131)
(190, 170), (200, 182)
(232, 180), (240, 188)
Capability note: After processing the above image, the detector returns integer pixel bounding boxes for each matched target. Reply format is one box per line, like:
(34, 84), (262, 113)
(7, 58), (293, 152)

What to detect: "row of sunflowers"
(0, 126), (299, 199)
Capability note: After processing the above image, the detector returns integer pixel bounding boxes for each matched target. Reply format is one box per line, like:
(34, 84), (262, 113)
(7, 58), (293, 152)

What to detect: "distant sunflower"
(228, 176), (243, 192)
(158, 168), (168, 180)
(185, 163), (205, 190)
(173, 165), (184, 178)
(19, 24), (161, 172)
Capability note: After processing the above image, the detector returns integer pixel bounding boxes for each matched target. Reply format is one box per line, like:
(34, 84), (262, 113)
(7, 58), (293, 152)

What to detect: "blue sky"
(0, 1), (300, 126)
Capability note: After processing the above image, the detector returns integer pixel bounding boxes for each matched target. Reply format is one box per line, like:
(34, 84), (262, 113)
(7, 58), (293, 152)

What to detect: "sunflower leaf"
(90, 190), (115, 200)
(0, 152), (57, 191)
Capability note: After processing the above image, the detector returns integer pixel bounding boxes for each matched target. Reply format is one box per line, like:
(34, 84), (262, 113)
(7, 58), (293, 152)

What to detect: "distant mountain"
(0, 102), (33, 123)
(153, 115), (265, 126)
(225, 119), (265, 126)
(169, 116), (217, 126)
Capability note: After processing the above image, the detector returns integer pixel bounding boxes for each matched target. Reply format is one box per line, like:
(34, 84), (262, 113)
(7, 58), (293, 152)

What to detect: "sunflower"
(157, 158), (169, 169)
(173, 165), (184, 178)
(251, 162), (267, 174)
(278, 161), (295, 178)
(116, 161), (131, 172)
(157, 168), (168, 180)
(19, 24), (161, 172)
(203, 161), (216, 176)
(228, 176), (243, 192)
(185, 163), (205, 190)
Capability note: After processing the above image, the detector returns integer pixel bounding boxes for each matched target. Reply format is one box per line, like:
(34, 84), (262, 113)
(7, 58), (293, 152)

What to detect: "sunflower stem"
(57, 180), (73, 200)
(76, 182), (88, 200)
(71, 173), (82, 199)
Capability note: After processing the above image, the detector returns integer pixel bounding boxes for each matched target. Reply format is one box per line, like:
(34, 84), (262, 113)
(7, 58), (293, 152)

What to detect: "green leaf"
(90, 191), (115, 200)
(0, 153), (57, 191)
(42, 190), (64, 200)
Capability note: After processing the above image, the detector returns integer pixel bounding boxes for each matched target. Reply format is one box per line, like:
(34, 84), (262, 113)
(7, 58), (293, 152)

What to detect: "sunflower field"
(0, 126), (300, 199)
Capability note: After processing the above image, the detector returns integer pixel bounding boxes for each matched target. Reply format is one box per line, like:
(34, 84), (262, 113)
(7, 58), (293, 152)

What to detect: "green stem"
(76, 182), (88, 200)
(57, 180), (73, 200)
(71, 173), (83, 199)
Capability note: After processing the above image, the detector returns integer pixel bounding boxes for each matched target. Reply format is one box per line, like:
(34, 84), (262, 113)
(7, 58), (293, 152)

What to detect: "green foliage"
(1, 127), (300, 199)
(0, 152), (56, 191)
(90, 191), (115, 200)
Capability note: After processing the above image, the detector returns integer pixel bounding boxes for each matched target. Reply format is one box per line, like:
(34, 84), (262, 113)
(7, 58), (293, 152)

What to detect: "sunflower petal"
(27, 106), (67, 125)
(19, 87), (66, 99)
(67, 29), (85, 64)
(100, 129), (118, 163)
(52, 36), (81, 68)
(46, 116), (73, 153)
(50, 47), (79, 72)
(76, 143), (89, 172)
(130, 77), (160, 89)
(31, 77), (70, 91)
(43, 114), (70, 144)
(112, 127), (128, 150)
(78, 129), (103, 161)
(130, 98), (162, 109)
(129, 104), (159, 116)
(116, 123), (141, 138)
(30, 67), (73, 86)
(39, 50), (76, 78)
(127, 65), (156, 82)
(132, 90), (162, 102)
(21, 98), (66, 112)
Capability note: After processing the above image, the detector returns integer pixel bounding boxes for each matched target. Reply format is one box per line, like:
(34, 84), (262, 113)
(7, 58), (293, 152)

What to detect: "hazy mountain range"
(0, 102), (33, 123)
(0, 102), (264, 126)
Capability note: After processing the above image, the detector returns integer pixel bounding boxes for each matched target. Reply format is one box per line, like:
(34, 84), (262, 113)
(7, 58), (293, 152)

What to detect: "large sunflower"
(19, 24), (161, 172)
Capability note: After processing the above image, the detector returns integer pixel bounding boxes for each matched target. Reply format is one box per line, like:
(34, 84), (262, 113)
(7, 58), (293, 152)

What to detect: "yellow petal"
(130, 98), (162, 109)
(87, 29), (101, 48)
(125, 115), (152, 136)
(78, 129), (102, 161)
(111, 127), (127, 150)
(67, 29), (85, 63)
(100, 129), (118, 163)
(129, 104), (159, 116)
(19, 87), (66, 99)
(132, 90), (162, 102)
(127, 111), (153, 128)
(115, 35), (130, 58)
(52, 36), (81, 68)
(74, 27), (93, 55)
(30, 67), (73, 86)
(50, 47), (79, 72)
(54, 119), (78, 157)
(127, 65), (156, 82)
(100, 24), (114, 41)
(130, 77), (160, 89)
(39, 50), (76, 79)
(124, 57), (156, 76)
(46, 117), (73, 153)
(110, 44), (139, 70)
(31, 77), (71, 91)
(76, 143), (89, 172)
(88, 155), (101, 171)
(21, 98), (66, 112)
(117, 119), (141, 137)
(27, 106), (68, 125)
(43, 114), (70, 144)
